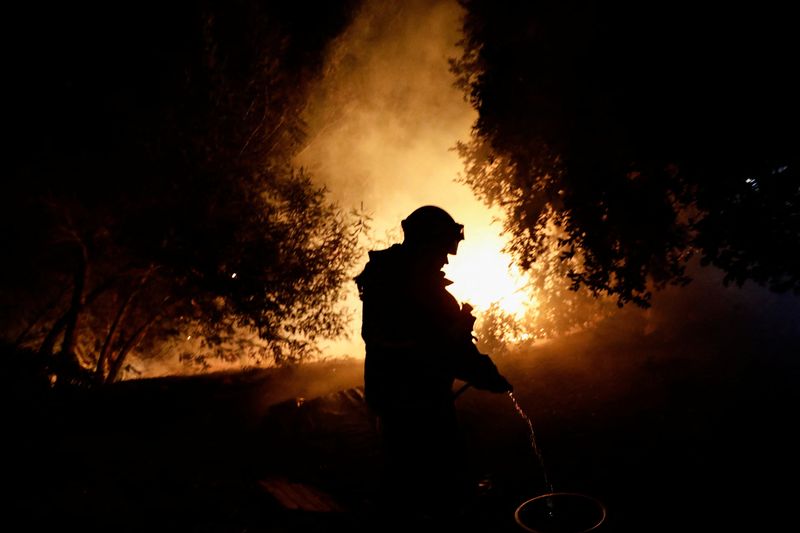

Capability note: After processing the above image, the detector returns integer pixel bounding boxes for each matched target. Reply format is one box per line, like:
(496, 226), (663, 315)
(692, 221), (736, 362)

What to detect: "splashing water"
(508, 392), (554, 494)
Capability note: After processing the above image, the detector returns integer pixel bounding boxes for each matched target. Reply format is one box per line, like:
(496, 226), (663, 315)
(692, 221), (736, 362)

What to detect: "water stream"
(507, 393), (608, 531)
(508, 391), (554, 494)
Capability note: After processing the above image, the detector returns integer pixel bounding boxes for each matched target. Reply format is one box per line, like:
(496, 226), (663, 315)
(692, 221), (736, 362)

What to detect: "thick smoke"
(298, 0), (519, 358)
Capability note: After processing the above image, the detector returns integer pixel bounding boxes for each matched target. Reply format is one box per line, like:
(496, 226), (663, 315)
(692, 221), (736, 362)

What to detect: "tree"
(452, 0), (799, 307)
(2, 0), (362, 383)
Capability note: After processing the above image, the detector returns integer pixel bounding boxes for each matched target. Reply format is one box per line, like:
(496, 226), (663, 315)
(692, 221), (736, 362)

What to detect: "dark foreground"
(5, 292), (800, 532)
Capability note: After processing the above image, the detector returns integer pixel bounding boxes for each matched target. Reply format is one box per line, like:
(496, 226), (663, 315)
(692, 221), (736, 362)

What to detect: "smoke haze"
(127, 0), (800, 379)
(298, 0), (528, 358)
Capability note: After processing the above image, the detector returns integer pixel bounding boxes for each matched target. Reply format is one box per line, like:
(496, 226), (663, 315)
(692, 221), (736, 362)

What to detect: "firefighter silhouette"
(355, 205), (512, 520)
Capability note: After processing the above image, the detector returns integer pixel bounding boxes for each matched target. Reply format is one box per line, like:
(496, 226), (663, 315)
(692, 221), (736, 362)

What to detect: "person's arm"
(447, 304), (513, 393)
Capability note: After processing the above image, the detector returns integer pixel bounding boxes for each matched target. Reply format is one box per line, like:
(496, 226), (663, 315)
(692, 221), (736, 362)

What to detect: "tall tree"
(453, 0), (799, 307)
(2, 0), (362, 383)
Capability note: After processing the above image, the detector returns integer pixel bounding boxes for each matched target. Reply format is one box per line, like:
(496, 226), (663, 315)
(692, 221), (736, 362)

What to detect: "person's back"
(357, 242), (466, 414)
(354, 205), (512, 522)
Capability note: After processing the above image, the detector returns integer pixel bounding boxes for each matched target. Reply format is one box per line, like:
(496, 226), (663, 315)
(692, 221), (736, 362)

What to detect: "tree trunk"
(60, 240), (89, 359)
(106, 315), (159, 384)
(38, 273), (120, 357)
(38, 313), (70, 357)
(94, 291), (135, 382)
(95, 268), (153, 382)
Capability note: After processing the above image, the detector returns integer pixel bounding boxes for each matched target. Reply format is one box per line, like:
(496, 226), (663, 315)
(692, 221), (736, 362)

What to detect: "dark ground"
(5, 283), (800, 532)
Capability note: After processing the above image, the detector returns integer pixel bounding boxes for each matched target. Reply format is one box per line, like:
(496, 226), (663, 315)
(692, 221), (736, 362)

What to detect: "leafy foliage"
(2, 0), (361, 382)
(453, 0), (799, 307)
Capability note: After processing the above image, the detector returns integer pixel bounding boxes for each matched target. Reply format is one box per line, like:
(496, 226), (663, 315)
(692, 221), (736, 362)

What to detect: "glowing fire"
(444, 231), (531, 318)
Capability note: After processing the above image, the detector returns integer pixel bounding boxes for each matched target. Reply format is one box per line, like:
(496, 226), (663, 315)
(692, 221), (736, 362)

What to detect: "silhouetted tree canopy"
(453, 0), (799, 306)
(2, 0), (361, 382)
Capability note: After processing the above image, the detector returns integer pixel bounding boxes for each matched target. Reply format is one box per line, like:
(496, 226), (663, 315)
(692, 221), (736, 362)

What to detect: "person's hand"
(468, 354), (513, 393)
(487, 373), (513, 394)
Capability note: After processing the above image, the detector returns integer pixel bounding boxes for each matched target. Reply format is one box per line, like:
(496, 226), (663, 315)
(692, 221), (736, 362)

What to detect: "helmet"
(401, 205), (464, 254)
